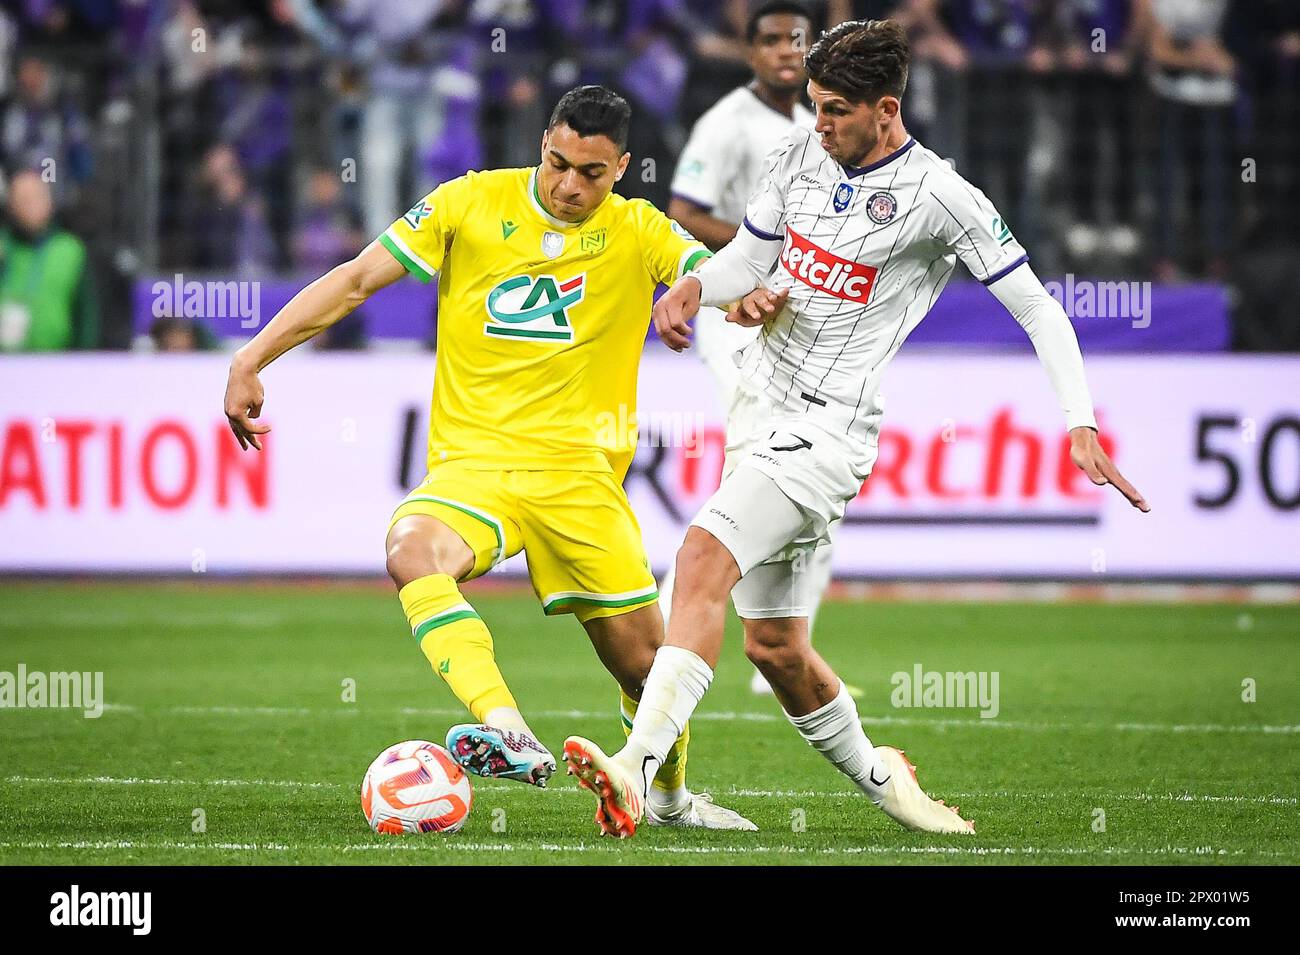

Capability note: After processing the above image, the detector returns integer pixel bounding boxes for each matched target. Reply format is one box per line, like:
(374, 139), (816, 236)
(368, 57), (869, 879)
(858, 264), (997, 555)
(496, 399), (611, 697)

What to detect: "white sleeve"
(987, 262), (1098, 432)
(691, 133), (797, 305)
(670, 108), (730, 212)
(741, 134), (797, 240)
(928, 172), (1030, 286)
(693, 224), (783, 306)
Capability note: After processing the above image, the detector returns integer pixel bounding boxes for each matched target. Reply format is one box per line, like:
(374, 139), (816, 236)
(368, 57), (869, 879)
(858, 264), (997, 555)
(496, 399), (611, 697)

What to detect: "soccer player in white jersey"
(662, 1), (823, 697)
(564, 19), (1149, 838)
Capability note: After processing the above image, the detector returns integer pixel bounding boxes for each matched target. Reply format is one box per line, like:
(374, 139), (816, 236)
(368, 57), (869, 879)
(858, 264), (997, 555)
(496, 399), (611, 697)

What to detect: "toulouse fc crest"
(832, 182), (854, 213)
(867, 191), (898, 224)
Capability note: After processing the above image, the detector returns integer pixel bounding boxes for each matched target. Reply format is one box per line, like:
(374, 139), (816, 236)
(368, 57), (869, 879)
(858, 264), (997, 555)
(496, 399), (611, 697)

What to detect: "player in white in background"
(663, 1), (830, 698)
(564, 19), (1150, 838)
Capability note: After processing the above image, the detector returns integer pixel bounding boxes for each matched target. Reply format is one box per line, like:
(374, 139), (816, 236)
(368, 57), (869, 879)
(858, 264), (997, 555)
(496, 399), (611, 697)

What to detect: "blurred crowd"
(0, 0), (1298, 351)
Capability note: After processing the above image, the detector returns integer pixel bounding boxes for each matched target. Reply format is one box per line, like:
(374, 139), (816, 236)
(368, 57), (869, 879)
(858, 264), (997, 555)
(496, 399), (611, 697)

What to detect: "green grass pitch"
(1, 581), (1297, 865)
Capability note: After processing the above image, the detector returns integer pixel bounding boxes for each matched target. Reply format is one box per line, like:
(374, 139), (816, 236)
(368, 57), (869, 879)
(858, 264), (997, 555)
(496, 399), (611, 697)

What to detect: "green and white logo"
(484, 272), (586, 342)
(991, 217), (1013, 246)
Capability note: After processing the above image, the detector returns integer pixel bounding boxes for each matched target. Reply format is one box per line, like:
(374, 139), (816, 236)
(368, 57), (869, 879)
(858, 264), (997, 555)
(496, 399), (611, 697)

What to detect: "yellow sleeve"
(377, 174), (475, 283)
(632, 199), (711, 286)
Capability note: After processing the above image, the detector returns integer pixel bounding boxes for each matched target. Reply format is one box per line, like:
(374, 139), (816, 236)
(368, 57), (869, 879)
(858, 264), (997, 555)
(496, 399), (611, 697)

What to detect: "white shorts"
(691, 388), (875, 619)
(691, 465), (829, 619)
(720, 387), (873, 543)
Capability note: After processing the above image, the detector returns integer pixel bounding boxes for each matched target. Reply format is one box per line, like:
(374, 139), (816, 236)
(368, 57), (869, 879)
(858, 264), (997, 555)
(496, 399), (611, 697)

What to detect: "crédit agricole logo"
(484, 273), (586, 342)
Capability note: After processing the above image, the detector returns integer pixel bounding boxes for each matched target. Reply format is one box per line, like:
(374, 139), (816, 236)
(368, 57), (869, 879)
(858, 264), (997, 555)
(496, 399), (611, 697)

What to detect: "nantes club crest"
(484, 272), (586, 342)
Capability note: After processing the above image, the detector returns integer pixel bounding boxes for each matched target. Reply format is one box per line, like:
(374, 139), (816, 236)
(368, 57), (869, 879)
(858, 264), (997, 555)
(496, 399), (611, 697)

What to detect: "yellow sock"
(621, 689), (689, 793)
(399, 574), (517, 722)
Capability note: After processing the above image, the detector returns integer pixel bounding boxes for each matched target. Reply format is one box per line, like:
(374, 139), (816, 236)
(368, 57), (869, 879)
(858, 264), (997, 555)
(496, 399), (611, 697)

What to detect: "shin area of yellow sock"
(399, 574), (516, 721)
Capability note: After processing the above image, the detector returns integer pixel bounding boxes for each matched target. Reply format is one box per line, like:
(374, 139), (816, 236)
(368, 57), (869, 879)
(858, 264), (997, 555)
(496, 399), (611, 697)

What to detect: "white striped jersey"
(734, 127), (1029, 457)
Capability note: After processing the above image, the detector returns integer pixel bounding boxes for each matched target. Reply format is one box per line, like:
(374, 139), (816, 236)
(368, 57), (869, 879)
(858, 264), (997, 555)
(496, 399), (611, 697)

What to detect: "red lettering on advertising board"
(0, 418), (270, 512)
(855, 408), (1109, 503)
(0, 422), (45, 508)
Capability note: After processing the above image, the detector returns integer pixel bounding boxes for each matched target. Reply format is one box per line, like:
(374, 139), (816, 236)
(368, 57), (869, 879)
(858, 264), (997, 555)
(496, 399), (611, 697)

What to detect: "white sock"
(620, 693), (689, 816)
(785, 682), (889, 806)
(484, 706), (536, 740)
(619, 646), (713, 794)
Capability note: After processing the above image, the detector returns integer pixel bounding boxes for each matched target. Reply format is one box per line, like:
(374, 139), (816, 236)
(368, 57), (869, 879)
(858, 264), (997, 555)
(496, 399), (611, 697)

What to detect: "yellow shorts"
(390, 465), (658, 623)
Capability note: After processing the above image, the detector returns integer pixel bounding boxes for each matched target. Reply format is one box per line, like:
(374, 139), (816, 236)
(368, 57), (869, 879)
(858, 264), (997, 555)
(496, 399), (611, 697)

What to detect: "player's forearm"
(234, 265), (360, 370)
(694, 224), (782, 307)
(667, 199), (739, 252)
(234, 243), (401, 371)
(988, 264), (1098, 432)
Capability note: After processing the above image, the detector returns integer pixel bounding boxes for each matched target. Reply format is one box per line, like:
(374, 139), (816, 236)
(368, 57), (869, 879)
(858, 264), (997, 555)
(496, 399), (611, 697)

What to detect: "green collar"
(528, 166), (596, 230)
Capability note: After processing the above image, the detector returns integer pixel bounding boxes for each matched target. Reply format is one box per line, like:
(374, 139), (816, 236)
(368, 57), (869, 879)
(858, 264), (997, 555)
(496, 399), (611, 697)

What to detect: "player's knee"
(385, 519), (473, 587)
(582, 608), (658, 694)
(743, 621), (804, 676)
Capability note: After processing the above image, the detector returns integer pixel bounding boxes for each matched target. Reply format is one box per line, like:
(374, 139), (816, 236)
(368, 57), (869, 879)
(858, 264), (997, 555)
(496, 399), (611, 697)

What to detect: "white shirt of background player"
(670, 87), (814, 394)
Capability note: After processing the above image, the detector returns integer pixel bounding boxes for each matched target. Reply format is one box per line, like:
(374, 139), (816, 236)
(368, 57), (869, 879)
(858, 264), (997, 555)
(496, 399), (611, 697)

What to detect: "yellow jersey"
(379, 166), (710, 478)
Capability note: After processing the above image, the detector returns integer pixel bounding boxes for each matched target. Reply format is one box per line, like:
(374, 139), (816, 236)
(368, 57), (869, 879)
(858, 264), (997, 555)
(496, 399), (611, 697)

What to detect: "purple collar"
(840, 137), (916, 178)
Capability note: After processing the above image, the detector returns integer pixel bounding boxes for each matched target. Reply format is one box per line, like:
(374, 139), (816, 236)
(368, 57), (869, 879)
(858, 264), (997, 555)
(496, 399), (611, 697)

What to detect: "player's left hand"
(652, 275), (702, 352)
(727, 286), (788, 327)
(1070, 427), (1149, 512)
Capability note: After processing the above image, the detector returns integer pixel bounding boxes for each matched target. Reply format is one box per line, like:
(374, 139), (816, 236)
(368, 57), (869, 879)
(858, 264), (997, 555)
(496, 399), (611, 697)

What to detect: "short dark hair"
(746, 1), (812, 44)
(548, 85), (632, 153)
(804, 18), (909, 103)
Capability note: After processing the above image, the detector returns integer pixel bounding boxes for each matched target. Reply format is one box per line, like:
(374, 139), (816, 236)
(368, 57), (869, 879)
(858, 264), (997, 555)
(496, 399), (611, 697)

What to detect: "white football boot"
(646, 792), (759, 831)
(875, 746), (974, 834)
(750, 669), (777, 695)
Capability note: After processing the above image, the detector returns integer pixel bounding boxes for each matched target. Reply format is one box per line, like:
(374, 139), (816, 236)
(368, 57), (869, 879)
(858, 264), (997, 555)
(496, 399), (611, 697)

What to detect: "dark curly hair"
(804, 18), (910, 103)
(548, 85), (632, 153)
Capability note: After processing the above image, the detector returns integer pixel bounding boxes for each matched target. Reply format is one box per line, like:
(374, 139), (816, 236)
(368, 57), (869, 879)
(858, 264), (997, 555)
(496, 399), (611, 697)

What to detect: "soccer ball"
(361, 740), (473, 834)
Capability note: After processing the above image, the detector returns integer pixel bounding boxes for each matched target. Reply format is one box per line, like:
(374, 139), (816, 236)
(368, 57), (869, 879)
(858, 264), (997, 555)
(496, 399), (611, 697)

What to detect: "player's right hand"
(727, 286), (788, 327)
(652, 275), (702, 352)
(224, 357), (271, 451)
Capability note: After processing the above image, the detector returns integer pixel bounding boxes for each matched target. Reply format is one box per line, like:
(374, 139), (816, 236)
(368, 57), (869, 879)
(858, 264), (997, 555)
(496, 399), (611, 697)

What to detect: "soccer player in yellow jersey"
(223, 86), (755, 831)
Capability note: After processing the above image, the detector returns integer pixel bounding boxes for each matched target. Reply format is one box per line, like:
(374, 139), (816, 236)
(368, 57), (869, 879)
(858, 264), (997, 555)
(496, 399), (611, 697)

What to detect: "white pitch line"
(0, 839), (1291, 860)
(721, 788), (1300, 806)
(0, 840), (293, 852)
(6, 775), (1296, 809)
(37, 704), (1298, 735)
(3, 775), (344, 790)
